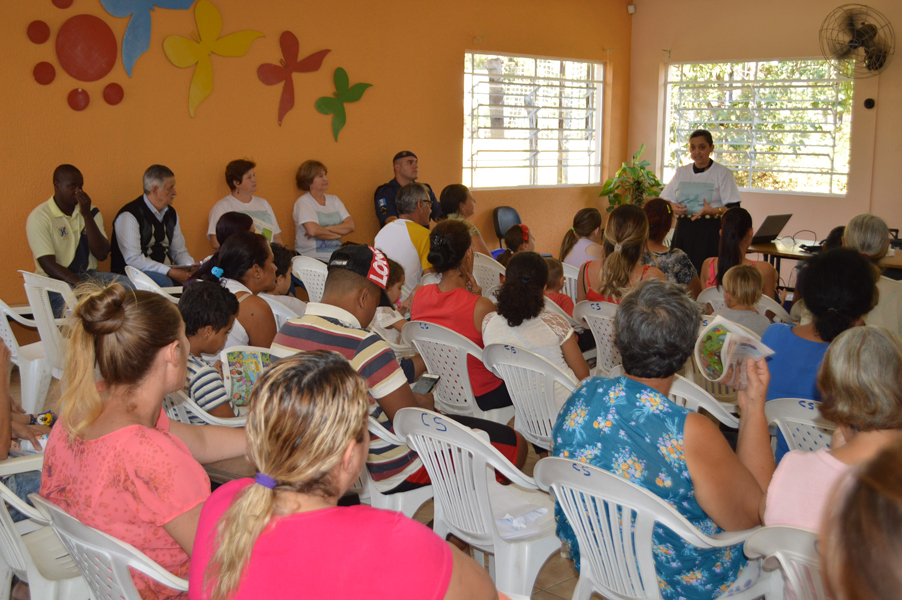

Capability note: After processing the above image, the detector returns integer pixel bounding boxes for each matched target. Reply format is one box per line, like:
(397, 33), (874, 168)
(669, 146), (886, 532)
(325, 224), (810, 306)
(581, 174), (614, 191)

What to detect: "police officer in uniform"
(373, 151), (441, 228)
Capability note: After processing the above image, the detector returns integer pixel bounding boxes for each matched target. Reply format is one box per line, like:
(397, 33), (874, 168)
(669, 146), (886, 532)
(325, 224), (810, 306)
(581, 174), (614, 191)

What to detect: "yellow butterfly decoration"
(163, 0), (263, 117)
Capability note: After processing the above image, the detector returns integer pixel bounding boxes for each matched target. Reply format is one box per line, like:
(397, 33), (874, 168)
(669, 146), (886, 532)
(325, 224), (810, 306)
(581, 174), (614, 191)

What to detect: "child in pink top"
(544, 257), (575, 317)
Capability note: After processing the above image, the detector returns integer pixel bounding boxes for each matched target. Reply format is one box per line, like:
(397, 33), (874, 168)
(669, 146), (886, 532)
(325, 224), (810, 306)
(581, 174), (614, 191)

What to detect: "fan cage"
(819, 4), (895, 78)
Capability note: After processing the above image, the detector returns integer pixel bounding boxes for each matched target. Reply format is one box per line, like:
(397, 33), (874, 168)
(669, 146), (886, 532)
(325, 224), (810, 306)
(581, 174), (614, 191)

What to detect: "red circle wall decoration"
(33, 62), (56, 85)
(103, 83), (124, 105)
(67, 88), (90, 111)
(52, 0), (74, 8)
(27, 21), (51, 44)
(55, 14), (117, 82)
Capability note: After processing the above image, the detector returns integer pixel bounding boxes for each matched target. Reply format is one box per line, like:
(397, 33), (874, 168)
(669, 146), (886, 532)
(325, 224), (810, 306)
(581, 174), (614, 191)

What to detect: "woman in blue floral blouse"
(551, 279), (774, 600)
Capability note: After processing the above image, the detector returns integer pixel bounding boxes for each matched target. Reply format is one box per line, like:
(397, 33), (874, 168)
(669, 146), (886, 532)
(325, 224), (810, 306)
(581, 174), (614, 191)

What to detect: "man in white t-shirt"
(374, 183), (435, 303)
(207, 159), (282, 250)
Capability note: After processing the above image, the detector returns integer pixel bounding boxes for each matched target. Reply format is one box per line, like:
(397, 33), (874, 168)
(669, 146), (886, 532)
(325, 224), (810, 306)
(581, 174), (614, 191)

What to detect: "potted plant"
(599, 143), (663, 212)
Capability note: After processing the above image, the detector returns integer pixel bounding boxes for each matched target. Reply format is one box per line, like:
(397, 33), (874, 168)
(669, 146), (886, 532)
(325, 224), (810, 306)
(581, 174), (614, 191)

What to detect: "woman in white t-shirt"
(293, 160), (356, 261)
(482, 252), (590, 416)
(208, 159), (283, 250)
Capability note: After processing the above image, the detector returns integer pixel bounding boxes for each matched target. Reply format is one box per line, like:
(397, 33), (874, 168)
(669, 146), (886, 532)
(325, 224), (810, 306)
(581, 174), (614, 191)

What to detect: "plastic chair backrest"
(561, 263), (579, 303)
(163, 390), (247, 427)
(744, 526), (826, 600)
(261, 295), (297, 331)
(124, 266), (178, 303)
(0, 482), (29, 574)
(0, 300), (27, 362)
(394, 408), (535, 548)
(697, 286), (728, 312)
(573, 301), (621, 375)
(758, 295), (796, 324)
(765, 399), (835, 453)
(30, 495), (188, 599)
(20, 271), (72, 371)
(473, 253), (506, 293)
(292, 255), (328, 303)
(483, 344), (577, 448)
(543, 297), (581, 329)
(607, 367), (739, 428)
(401, 321), (483, 417)
(533, 457), (731, 600)
(220, 345), (280, 406)
(493, 206), (522, 242)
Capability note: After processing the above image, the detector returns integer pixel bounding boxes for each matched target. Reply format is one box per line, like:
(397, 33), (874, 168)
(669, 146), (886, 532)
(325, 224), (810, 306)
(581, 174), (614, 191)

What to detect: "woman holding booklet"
(660, 129), (743, 273)
(552, 279), (773, 599)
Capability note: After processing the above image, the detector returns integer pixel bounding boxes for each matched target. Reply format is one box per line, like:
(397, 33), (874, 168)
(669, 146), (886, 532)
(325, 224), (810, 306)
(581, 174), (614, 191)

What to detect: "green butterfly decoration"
(315, 68), (372, 141)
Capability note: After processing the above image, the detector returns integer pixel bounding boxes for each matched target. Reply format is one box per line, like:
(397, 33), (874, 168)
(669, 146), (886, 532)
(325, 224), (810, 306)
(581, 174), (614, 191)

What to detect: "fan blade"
(864, 45), (888, 72)
(844, 11), (857, 38)
(857, 23), (880, 50)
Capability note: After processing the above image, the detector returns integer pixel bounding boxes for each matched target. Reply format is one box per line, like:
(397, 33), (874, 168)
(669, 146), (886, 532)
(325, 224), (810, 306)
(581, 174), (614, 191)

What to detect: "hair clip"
(521, 224), (530, 244)
(211, 266), (224, 279)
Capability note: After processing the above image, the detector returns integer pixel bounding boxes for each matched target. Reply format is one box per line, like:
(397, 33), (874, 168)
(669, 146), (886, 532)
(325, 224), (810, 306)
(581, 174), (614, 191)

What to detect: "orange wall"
(1, 0), (633, 304)
(629, 0), (902, 284)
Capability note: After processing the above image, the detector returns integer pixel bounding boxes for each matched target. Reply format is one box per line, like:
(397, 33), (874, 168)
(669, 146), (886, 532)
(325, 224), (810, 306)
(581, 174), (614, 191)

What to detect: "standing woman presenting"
(660, 129), (742, 273)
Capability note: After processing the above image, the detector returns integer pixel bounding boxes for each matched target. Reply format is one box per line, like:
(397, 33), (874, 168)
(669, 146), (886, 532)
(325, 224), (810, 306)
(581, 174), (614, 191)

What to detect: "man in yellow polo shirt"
(26, 165), (128, 315)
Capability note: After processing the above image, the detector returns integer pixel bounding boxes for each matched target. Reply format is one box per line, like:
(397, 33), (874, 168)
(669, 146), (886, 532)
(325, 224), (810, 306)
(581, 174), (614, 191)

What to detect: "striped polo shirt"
(272, 303), (420, 493)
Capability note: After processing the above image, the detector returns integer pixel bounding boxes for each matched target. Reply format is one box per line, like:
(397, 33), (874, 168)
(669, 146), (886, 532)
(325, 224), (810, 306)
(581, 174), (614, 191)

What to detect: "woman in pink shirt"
(762, 326), (902, 530)
(39, 285), (247, 600)
(190, 351), (497, 600)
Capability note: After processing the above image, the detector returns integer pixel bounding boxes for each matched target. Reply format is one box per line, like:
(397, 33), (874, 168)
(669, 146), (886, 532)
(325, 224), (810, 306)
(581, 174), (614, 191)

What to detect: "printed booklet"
(694, 315), (773, 390)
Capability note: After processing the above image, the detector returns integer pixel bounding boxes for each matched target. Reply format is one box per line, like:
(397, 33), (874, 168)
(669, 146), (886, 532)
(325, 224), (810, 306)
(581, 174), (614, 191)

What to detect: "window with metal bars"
(463, 53), (604, 189)
(664, 60), (854, 195)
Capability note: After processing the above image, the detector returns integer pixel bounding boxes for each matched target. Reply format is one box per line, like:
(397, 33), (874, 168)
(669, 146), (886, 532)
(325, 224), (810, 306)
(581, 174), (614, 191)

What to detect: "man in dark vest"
(111, 164), (196, 287)
(373, 151), (442, 228)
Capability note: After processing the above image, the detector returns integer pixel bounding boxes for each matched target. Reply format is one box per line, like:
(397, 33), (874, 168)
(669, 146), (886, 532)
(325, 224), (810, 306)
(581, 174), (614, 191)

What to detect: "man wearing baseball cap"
(373, 151), (442, 228)
(272, 244), (525, 497)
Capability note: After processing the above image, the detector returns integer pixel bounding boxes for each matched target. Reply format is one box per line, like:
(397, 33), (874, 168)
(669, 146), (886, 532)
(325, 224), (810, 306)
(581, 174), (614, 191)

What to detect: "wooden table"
(749, 241), (902, 273)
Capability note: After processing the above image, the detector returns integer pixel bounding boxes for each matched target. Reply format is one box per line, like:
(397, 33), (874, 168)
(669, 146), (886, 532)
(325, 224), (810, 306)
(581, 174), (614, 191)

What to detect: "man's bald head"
(53, 164), (81, 185)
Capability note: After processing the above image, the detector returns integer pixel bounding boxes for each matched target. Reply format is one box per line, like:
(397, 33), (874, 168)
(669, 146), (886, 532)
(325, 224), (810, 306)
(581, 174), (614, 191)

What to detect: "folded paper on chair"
(491, 483), (550, 540)
(694, 315), (773, 391)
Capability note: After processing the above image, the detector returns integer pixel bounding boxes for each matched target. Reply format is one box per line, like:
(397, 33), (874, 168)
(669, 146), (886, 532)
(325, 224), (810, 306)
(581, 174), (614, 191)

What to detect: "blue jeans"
(1, 471), (42, 522)
(50, 270), (134, 318)
(141, 270), (176, 288)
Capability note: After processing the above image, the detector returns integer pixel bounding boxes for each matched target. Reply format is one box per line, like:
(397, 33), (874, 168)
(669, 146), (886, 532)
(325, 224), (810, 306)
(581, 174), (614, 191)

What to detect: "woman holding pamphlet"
(660, 129), (742, 273)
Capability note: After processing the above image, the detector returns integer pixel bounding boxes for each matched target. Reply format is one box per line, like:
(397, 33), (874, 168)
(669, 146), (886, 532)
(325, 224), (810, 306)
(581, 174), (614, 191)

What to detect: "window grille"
(664, 60), (854, 195)
(464, 53), (604, 189)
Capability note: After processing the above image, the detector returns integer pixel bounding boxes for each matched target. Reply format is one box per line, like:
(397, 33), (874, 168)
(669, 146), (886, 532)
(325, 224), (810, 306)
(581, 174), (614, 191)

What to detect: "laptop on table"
(751, 214), (792, 245)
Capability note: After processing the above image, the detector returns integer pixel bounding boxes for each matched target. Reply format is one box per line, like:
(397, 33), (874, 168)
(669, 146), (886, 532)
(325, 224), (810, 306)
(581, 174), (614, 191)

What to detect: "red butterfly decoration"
(257, 31), (330, 125)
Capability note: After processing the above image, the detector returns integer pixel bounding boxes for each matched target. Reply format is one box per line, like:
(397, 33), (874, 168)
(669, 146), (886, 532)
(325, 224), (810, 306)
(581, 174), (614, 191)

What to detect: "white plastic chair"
(607, 365), (739, 428)
(697, 286), (729, 312)
(0, 300), (51, 414)
(401, 321), (515, 424)
(758, 295), (796, 324)
(543, 296), (581, 329)
(744, 526), (825, 600)
(698, 286), (796, 325)
(473, 253), (506, 296)
(364, 417), (433, 517)
(163, 390), (247, 427)
(292, 255), (328, 303)
(124, 266), (180, 303)
(765, 398), (835, 453)
(29, 495), (188, 600)
(483, 344), (578, 449)
(20, 271), (73, 388)
(261, 294), (298, 331)
(573, 300), (621, 376)
(533, 457), (776, 600)
(562, 263), (579, 303)
(220, 345), (282, 407)
(394, 408), (561, 596)
(0, 455), (89, 600)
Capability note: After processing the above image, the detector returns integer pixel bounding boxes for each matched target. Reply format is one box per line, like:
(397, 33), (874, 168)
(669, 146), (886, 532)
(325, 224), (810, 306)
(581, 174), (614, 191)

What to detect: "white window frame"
(463, 52), (604, 190)
(663, 58), (854, 196)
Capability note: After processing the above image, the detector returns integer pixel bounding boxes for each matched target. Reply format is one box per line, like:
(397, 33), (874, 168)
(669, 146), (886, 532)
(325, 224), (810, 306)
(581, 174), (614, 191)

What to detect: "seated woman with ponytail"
(560, 207), (602, 268)
(411, 219), (514, 412)
(190, 351), (497, 600)
(699, 207), (777, 299)
(577, 204), (664, 304)
(496, 223), (535, 267)
(192, 231), (278, 349)
(483, 252), (590, 411)
(439, 183), (492, 257)
(39, 285), (246, 600)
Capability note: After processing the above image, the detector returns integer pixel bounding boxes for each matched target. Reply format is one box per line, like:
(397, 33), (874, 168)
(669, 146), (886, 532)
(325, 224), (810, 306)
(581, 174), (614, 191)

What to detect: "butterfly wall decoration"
(100, 0), (194, 77)
(315, 68), (372, 141)
(162, 0), (263, 117)
(257, 32), (330, 126)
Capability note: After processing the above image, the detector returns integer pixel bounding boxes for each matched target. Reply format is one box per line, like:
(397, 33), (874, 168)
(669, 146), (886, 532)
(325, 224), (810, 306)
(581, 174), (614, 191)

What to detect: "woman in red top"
(577, 204), (664, 304)
(411, 219), (513, 411)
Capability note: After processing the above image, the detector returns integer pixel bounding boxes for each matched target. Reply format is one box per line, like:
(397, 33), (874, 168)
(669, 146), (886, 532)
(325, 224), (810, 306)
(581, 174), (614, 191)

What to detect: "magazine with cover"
(694, 315), (774, 390)
(676, 181), (715, 216)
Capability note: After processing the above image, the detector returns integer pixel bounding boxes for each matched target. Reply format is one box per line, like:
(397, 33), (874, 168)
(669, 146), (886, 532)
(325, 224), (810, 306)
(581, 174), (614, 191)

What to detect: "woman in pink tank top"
(700, 207), (776, 298)
(577, 204), (664, 304)
(410, 219), (513, 411)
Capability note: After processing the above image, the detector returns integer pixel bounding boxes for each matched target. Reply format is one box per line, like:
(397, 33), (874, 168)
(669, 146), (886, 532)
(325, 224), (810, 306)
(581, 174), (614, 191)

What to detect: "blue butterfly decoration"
(100, 0), (195, 77)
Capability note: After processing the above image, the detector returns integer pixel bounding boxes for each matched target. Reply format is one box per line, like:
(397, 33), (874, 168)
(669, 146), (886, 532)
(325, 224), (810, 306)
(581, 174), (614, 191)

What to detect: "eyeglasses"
(419, 199), (433, 206)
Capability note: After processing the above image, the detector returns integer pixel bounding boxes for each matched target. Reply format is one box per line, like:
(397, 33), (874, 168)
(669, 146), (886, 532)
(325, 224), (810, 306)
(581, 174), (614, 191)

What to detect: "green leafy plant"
(599, 144), (663, 212)
(315, 68), (372, 141)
